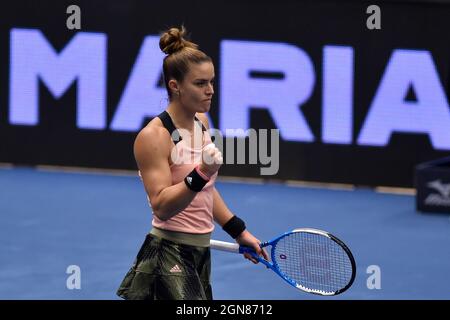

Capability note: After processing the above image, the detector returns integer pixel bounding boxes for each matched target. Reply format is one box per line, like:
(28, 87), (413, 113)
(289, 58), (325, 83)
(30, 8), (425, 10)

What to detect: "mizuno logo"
(425, 179), (450, 207)
(427, 180), (450, 198)
(170, 264), (182, 273)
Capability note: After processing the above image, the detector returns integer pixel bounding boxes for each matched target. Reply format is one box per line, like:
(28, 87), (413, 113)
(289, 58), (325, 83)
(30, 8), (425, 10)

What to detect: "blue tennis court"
(1, 166), (449, 300)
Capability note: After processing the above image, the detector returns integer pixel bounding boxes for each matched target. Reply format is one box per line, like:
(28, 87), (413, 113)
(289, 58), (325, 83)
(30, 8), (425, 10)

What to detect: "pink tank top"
(143, 111), (217, 234)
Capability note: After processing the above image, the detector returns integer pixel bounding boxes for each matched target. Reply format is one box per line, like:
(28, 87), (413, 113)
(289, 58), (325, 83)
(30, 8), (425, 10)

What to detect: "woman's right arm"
(134, 126), (197, 221)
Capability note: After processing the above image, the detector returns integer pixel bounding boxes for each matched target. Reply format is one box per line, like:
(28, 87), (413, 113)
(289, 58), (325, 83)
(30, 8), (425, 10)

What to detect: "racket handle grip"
(210, 239), (240, 253)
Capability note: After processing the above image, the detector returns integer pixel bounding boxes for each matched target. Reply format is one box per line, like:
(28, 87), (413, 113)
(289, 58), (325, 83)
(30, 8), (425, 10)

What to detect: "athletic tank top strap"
(157, 111), (182, 145)
(195, 117), (207, 132)
(157, 111), (207, 145)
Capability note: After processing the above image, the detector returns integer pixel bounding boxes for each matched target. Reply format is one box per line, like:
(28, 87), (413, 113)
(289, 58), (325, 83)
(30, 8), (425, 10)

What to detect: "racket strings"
(274, 232), (353, 294)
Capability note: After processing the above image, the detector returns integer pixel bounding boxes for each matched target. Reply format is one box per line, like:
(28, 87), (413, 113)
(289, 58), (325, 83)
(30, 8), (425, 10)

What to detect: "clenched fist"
(199, 143), (223, 177)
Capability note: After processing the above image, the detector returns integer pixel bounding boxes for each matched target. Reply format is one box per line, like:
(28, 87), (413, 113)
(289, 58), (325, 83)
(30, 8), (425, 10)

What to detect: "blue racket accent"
(211, 228), (356, 296)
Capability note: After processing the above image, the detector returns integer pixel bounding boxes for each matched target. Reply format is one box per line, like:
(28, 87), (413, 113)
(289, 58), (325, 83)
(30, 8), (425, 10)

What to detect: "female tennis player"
(116, 26), (268, 300)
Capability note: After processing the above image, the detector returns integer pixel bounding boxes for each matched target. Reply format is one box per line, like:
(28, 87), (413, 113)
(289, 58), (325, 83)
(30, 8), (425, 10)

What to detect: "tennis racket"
(210, 228), (356, 296)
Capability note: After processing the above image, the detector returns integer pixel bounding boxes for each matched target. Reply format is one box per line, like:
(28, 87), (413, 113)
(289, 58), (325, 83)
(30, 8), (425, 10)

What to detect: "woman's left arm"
(212, 188), (269, 263)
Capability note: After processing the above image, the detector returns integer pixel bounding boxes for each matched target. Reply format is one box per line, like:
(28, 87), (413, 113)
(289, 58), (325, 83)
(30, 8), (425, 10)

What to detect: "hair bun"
(159, 26), (198, 55)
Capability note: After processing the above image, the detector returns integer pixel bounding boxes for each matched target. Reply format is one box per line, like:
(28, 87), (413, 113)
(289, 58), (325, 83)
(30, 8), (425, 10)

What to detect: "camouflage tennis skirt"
(116, 233), (212, 300)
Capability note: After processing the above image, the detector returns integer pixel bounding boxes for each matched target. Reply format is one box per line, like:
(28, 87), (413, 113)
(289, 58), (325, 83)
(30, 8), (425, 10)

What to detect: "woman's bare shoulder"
(134, 117), (171, 154)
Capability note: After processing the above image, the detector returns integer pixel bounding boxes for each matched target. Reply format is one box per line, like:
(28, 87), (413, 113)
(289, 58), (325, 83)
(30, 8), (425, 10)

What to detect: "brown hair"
(159, 26), (212, 100)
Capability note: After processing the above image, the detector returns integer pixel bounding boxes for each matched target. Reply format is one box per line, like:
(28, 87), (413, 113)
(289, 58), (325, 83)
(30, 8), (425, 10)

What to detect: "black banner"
(1, 0), (450, 187)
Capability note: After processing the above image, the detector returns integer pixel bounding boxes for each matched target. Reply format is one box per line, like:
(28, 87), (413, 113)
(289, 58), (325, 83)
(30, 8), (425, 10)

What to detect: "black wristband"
(222, 215), (246, 239)
(184, 167), (209, 192)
